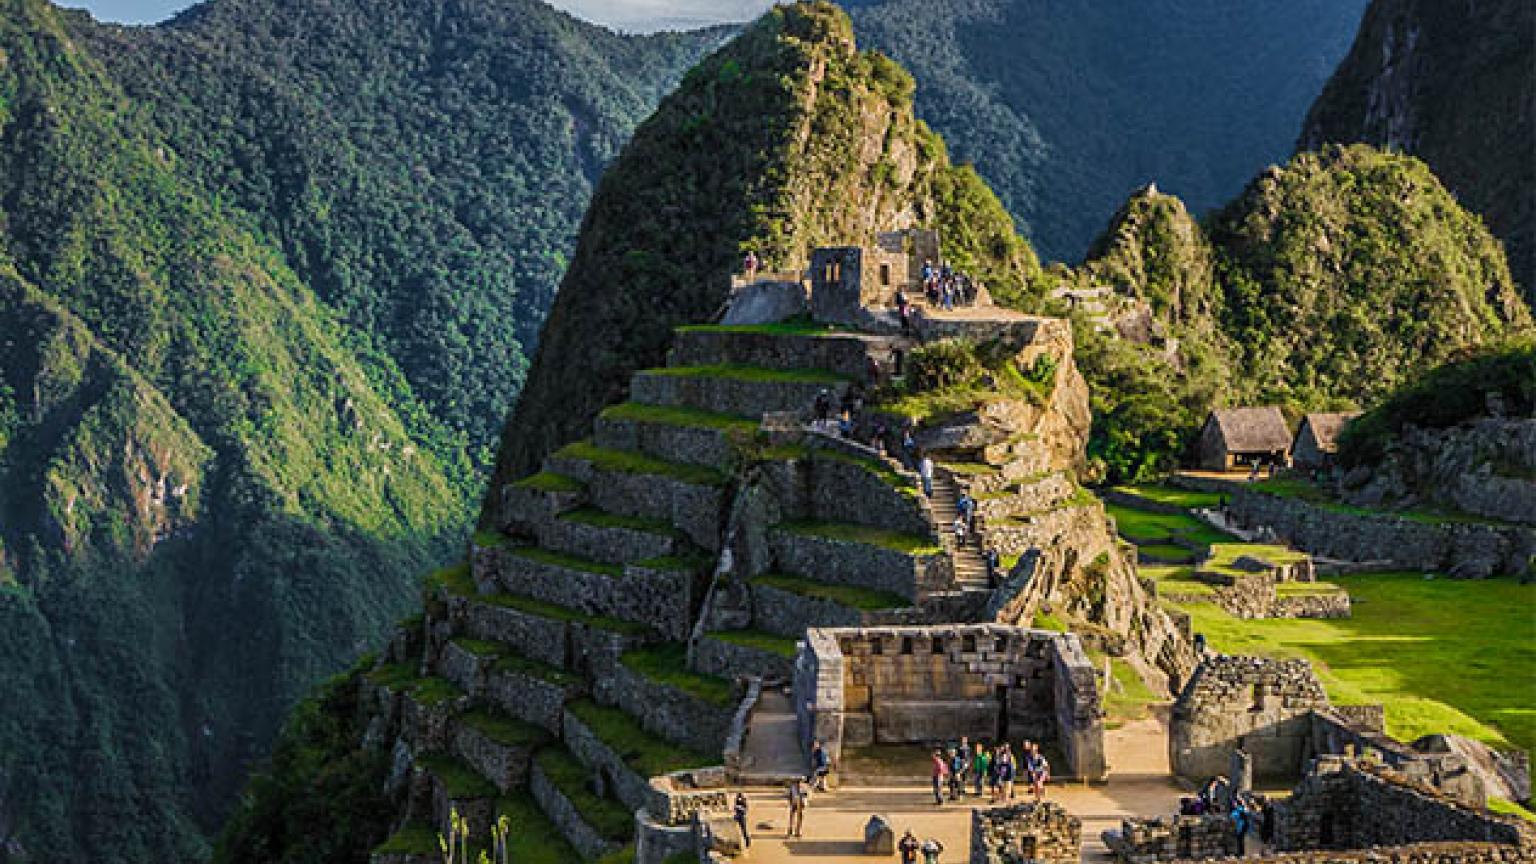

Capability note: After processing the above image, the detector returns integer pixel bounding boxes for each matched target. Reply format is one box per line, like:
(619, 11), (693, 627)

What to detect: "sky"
(66, 0), (776, 30)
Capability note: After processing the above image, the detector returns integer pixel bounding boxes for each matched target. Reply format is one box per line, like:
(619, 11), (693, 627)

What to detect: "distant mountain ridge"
(1299, 0), (1535, 303)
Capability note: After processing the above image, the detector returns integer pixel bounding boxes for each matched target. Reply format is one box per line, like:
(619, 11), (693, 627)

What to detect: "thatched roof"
(1207, 407), (1291, 453)
(1297, 412), (1361, 453)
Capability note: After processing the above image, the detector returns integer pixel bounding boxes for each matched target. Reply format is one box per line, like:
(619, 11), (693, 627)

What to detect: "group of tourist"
(1181, 776), (1276, 856)
(930, 736), (1050, 806)
(921, 259), (977, 311)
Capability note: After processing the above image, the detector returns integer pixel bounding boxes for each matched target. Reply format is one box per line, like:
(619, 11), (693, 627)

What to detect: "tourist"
(920, 836), (945, 864)
(1230, 795), (1253, 856)
(814, 389), (832, 422)
(953, 513), (968, 545)
(930, 748), (948, 805)
(983, 547), (1001, 588)
(810, 739), (831, 791)
(957, 490), (975, 533)
(733, 792), (751, 848)
(901, 427), (917, 469)
(919, 453), (934, 498)
(987, 745), (1004, 801)
(743, 250), (759, 281)
(972, 743), (991, 797)
(785, 778), (806, 838)
(1257, 796), (1276, 853)
(948, 746), (967, 800)
(899, 829), (921, 864)
(997, 744), (1016, 801)
(1025, 742), (1050, 801)
(838, 409), (854, 439)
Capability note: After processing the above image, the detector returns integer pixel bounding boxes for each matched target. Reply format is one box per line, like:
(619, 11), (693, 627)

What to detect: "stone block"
(864, 814), (895, 854)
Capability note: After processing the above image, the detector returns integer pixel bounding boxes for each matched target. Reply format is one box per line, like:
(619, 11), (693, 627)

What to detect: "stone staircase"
(931, 468), (992, 591)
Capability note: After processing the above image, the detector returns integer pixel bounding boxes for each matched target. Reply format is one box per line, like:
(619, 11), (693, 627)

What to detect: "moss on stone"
(777, 520), (941, 555)
(535, 747), (638, 842)
(566, 699), (715, 777)
(753, 572), (909, 611)
(511, 545), (624, 578)
(555, 441), (728, 487)
(600, 401), (759, 435)
(709, 629), (798, 659)
(513, 471), (585, 493)
(418, 754), (497, 799)
(620, 643), (737, 707)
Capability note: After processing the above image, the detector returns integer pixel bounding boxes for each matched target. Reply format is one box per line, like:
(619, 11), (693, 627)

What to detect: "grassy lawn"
(1201, 542), (1310, 577)
(460, 708), (548, 747)
(1087, 651), (1160, 729)
(535, 747), (636, 841)
(754, 572), (911, 611)
(1168, 572), (1536, 752)
(566, 699), (715, 777)
(709, 628), (798, 658)
(554, 440), (727, 487)
(600, 401), (759, 434)
(1105, 502), (1235, 549)
(372, 821), (437, 855)
(418, 753), (498, 799)
(425, 560), (476, 596)
(1139, 543), (1197, 563)
(777, 520), (942, 555)
(620, 643), (738, 707)
(1114, 484), (1223, 510)
(643, 363), (847, 384)
(494, 793), (585, 863)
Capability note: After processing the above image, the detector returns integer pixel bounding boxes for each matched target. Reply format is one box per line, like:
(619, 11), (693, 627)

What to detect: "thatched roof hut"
(1196, 407), (1292, 470)
(1292, 411), (1361, 469)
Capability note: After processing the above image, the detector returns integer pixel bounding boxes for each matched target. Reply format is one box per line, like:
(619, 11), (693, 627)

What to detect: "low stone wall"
(1275, 758), (1532, 851)
(769, 527), (947, 602)
(806, 448), (932, 537)
(650, 768), (731, 826)
(562, 710), (657, 815)
(536, 513), (680, 566)
(1181, 842), (1536, 863)
(582, 466), (725, 552)
(1308, 712), (1487, 807)
(692, 633), (797, 683)
(435, 640), (493, 697)
(597, 661), (736, 756)
(1110, 814), (1238, 861)
(750, 580), (869, 637)
(496, 480), (583, 536)
(400, 689), (459, 752)
(451, 720), (536, 793)
(485, 666), (581, 735)
(529, 760), (621, 860)
(970, 802), (1082, 864)
(668, 329), (881, 381)
(722, 680), (761, 779)
(594, 412), (744, 470)
(1271, 592), (1352, 620)
(1170, 656), (1331, 781)
(454, 594), (568, 668)
(634, 809), (699, 864)
(1228, 488), (1536, 578)
(486, 550), (699, 642)
(973, 471), (1081, 521)
(630, 370), (848, 418)
(1052, 634), (1108, 780)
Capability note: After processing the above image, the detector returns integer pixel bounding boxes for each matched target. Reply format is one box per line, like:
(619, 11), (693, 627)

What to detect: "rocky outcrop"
(1341, 419), (1536, 526)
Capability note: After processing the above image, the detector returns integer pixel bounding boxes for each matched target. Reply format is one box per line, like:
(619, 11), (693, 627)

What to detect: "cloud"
(546, 0), (775, 32)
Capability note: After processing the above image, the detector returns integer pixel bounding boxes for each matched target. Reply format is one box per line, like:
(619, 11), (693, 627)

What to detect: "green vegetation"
(600, 402), (760, 435)
(710, 629), (799, 659)
(554, 441), (727, 487)
(1167, 572), (1536, 751)
(411, 678), (464, 708)
(566, 700), (715, 777)
(1114, 485), (1223, 510)
(491, 651), (580, 687)
(365, 662), (418, 690)
(777, 521), (942, 555)
(215, 665), (399, 864)
(620, 643), (738, 707)
(513, 471), (586, 494)
(512, 545), (625, 578)
(460, 709), (547, 747)
(1104, 502), (1233, 550)
(372, 823), (438, 856)
(474, 529), (512, 548)
(477, 592), (651, 637)
(451, 637), (506, 659)
(813, 448), (920, 496)
(561, 508), (679, 537)
(597, 845), (639, 864)
(418, 754), (498, 799)
(675, 318), (836, 336)
(1338, 345), (1536, 468)
(534, 749), (636, 842)
(489, 794), (584, 863)
(643, 363), (847, 385)
(634, 553), (712, 573)
(1032, 612), (1066, 631)
(1489, 797), (1536, 824)
(1200, 543), (1310, 577)
(426, 561), (478, 597)
(1087, 650), (1161, 729)
(877, 338), (1055, 424)
(754, 572), (910, 611)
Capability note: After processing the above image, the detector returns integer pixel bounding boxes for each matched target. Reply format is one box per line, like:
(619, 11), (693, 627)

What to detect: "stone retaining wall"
(597, 661), (737, 756)
(769, 528), (947, 601)
(562, 710), (658, 815)
(969, 802), (1082, 864)
(529, 759), (621, 860)
(975, 472), (1080, 521)
(451, 720), (536, 793)
(692, 633), (797, 683)
(536, 513), (680, 565)
(634, 809), (699, 864)
(583, 467), (725, 552)
(1275, 758), (1532, 851)
(1185, 842), (1535, 863)
(750, 580), (872, 637)
(669, 329), (883, 380)
(497, 480), (583, 536)
(1229, 489), (1536, 579)
(806, 449), (932, 537)
(630, 370), (848, 418)
(453, 594), (568, 668)
(485, 666), (581, 735)
(594, 413), (744, 470)
(1170, 656), (1330, 780)
(1271, 592), (1352, 619)
(1111, 814), (1237, 860)
(483, 549), (699, 641)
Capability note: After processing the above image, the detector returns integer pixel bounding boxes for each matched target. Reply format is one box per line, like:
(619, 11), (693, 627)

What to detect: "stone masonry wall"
(970, 802), (1082, 864)
(668, 329), (885, 381)
(768, 528), (947, 601)
(1170, 656), (1331, 780)
(1275, 758), (1532, 851)
(692, 633), (797, 683)
(529, 760), (621, 860)
(1229, 489), (1536, 579)
(1112, 814), (1238, 861)
(806, 449), (933, 537)
(596, 661), (737, 757)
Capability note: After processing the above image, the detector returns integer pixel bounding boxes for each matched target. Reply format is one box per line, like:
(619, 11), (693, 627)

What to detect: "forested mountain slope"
(0, 0), (717, 860)
(847, 0), (1371, 264)
(1299, 0), (1535, 303)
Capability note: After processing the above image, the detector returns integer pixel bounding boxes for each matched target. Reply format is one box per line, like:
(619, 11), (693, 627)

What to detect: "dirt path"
(729, 709), (1183, 862)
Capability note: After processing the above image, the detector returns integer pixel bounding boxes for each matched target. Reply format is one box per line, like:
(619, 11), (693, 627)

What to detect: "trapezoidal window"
(931, 637), (944, 655)
(1250, 683), (1267, 713)
(962, 635), (977, 653)
(879, 263), (891, 286)
(900, 637), (914, 655)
